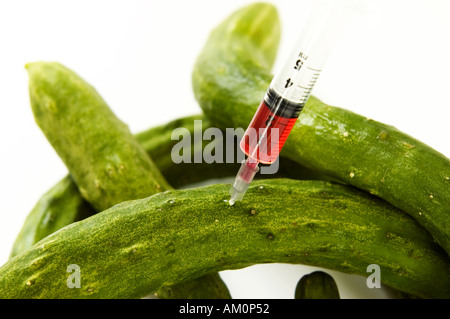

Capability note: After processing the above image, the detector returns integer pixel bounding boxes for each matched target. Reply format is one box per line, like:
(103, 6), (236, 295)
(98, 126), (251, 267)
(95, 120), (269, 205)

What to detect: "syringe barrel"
(240, 0), (360, 164)
(240, 88), (298, 164)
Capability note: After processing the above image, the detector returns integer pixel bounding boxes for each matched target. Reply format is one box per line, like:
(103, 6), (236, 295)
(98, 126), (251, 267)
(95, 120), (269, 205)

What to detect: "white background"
(0, 0), (449, 299)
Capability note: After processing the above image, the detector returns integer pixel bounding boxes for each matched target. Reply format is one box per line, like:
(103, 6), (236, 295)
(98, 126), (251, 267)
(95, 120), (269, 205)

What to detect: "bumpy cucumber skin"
(294, 271), (340, 299)
(10, 114), (321, 258)
(26, 63), (230, 299)
(9, 116), (205, 259)
(9, 176), (94, 258)
(287, 99), (450, 257)
(0, 179), (448, 299)
(192, 4), (450, 255)
(27, 62), (171, 212)
(205, 2), (281, 71)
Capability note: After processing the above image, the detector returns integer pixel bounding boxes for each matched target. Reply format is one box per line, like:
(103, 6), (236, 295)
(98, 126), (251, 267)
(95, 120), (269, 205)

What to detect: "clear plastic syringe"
(229, 0), (361, 205)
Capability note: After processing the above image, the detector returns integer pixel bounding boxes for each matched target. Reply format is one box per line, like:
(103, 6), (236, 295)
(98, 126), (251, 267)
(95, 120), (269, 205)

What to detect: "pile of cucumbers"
(0, 3), (448, 299)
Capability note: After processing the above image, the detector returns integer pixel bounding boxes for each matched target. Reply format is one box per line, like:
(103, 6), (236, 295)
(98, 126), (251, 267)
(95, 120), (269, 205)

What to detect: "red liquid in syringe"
(240, 88), (304, 164)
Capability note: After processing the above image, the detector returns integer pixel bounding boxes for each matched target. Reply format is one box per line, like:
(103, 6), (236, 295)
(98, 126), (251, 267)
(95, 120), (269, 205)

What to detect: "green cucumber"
(26, 64), (231, 299)
(136, 115), (238, 188)
(0, 179), (448, 299)
(10, 113), (321, 258)
(9, 176), (95, 259)
(294, 271), (340, 299)
(27, 62), (171, 212)
(9, 115), (205, 259)
(192, 3), (450, 255)
(156, 273), (231, 299)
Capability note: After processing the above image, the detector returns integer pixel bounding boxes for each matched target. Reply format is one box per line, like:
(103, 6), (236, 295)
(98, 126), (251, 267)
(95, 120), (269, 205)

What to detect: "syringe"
(229, 0), (361, 205)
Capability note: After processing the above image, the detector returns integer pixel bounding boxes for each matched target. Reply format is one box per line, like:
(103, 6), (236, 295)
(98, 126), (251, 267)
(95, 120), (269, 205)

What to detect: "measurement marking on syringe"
(297, 85), (312, 90)
(307, 66), (322, 72)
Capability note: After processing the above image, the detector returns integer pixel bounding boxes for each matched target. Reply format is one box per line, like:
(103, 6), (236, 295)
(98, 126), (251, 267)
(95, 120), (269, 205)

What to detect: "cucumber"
(294, 271), (340, 299)
(136, 115), (239, 188)
(0, 179), (448, 299)
(26, 64), (231, 299)
(27, 62), (171, 212)
(9, 176), (95, 259)
(10, 113), (321, 258)
(9, 115), (205, 259)
(156, 273), (231, 299)
(192, 3), (450, 255)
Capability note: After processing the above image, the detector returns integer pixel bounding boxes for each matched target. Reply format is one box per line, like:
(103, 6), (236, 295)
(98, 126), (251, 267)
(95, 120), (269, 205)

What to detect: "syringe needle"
(228, 159), (259, 205)
(228, 190), (240, 206)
